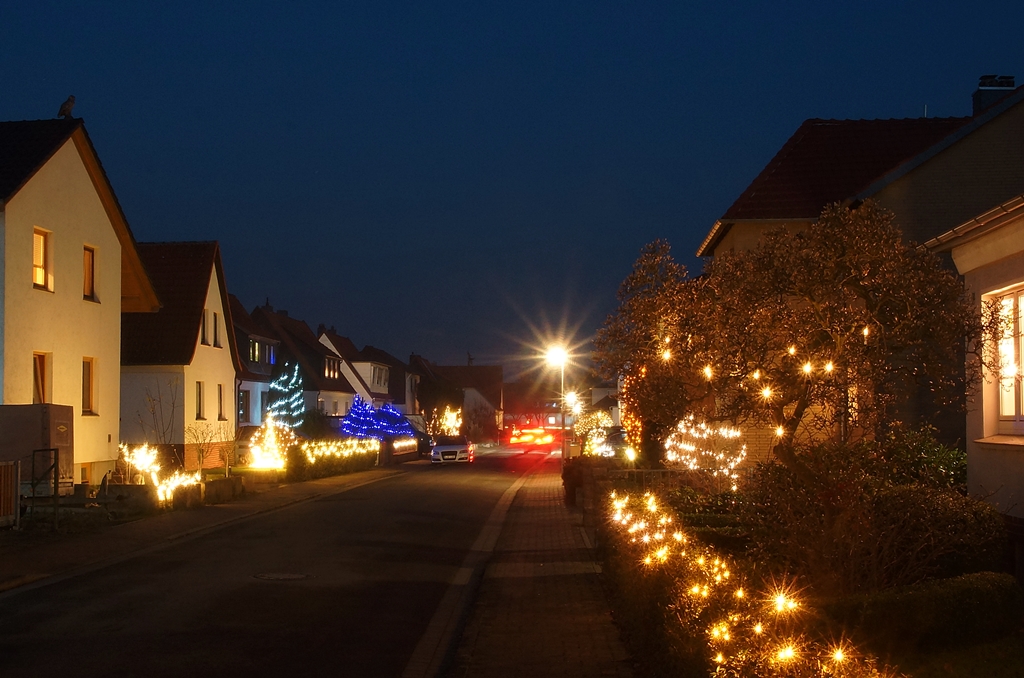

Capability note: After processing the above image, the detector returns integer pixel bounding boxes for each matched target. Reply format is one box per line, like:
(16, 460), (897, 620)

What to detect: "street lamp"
(545, 346), (568, 463)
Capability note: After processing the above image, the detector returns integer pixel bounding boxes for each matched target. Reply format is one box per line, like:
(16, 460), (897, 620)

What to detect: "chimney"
(973, 74), (1016, 116)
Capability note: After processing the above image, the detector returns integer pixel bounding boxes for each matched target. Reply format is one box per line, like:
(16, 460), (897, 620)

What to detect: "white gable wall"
(3, 138), (123, 482)
(182, 266), (237, 444)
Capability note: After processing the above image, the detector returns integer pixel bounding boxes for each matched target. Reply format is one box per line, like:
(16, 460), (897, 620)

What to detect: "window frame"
(196, 381), (205, 420)
(200, 310), (209, 346)
(217, 383), (226, 420)
(995, 287), (1024, 434)
(83, 246), (97, 301)
(33, 229), (51, 291)
(33, 352), (50, 404)
(82, 357), (96, 414)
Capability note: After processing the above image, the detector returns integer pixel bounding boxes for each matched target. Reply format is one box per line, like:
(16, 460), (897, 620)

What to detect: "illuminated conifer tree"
(267, 363), (305, 429)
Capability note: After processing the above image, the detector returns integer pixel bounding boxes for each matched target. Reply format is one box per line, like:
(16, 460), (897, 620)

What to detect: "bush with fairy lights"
(592, 203), (1017, 676)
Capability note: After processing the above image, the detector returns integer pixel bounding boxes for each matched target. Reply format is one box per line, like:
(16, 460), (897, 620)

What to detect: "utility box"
(0, 404), (75, 496)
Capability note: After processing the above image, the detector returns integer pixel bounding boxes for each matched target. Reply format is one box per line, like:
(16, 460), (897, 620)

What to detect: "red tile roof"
(122, 242), (224, 365)
(721, 117), (970, 221)
(229, 294), (279, 383)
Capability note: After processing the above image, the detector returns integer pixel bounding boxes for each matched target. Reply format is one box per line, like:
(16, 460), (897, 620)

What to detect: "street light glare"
(546, 346), (568, 366)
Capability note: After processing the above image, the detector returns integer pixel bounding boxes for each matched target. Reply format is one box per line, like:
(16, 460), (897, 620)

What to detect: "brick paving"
(447, 455), (633, 677)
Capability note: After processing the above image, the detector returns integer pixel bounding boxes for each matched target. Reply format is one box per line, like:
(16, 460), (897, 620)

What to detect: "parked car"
(430, 435), (474, 464)
(405, 414), (434, 457)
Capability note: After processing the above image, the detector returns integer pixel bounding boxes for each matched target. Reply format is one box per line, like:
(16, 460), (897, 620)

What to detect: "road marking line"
(401, 454), (547, 678)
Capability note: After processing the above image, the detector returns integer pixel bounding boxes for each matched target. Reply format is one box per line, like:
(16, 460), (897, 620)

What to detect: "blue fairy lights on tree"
(341, 396), (415, 439)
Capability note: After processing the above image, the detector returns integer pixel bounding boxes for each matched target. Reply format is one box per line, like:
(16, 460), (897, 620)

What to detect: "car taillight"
(468, 444), (475, 461)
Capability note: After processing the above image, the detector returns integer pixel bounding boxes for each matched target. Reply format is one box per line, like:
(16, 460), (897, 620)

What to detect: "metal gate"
(0, 460), (18, 528)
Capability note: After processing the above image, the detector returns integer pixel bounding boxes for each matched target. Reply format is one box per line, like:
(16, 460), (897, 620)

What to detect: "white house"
(0, 118), (159, 484)
(925, 195), (1024, 519)
(120, 241), (238, 471)
(318, 327), (389, 408)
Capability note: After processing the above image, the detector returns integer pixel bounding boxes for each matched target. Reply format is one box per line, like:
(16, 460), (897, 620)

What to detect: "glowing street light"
(546, 346), (569, 463)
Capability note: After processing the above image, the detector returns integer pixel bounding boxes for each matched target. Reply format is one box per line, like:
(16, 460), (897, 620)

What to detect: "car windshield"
(434, 435), (466, 445)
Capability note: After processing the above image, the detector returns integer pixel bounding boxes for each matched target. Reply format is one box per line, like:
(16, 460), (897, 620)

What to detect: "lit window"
(83, 246), (97, 300)
(82, 358), (95, 413)
(196, 381), (205, 419)
(249, 339), (259, 362)
(997, 290), (1024, 432)
(33, 353), (49, 403)
(267, 345), (276, 365)
(33, 229), (50, 289)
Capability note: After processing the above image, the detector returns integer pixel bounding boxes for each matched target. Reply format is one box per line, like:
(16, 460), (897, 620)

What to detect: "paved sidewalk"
(447, 455), (633, 678)
(0, 468), (400, 595)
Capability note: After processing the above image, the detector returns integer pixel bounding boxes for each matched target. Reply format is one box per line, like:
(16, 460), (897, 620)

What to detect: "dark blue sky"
(4, 2), (1022, 371)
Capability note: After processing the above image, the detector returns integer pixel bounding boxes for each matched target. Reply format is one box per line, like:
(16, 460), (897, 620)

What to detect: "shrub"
(821, 572), (1024, 653)
(742, 435), (1004, 596)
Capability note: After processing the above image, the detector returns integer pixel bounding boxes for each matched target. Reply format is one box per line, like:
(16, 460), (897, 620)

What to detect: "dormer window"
(324, 357), (341, 379)
(372, 365), (389, 388)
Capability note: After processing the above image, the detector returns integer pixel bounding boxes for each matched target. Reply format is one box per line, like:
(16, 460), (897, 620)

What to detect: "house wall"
(120, 366), (186, 445)
(875, 102), (1024, 245)
(182, 267), (237, 445)
(237, 378), (271, 425)
(354, 362), (389, 398)
(3, 138), (123, 482)
(955, 227), (1024, 518)
(709, 220), (809, 257)
(307, 390), (354, 416)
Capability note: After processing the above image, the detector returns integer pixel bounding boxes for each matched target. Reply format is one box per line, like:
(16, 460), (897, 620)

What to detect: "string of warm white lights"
(663, 415), (746, 490)
(267, 363), (305, 428)
(119, 443), (201, 503)
(607, 491), (897, 677)
(428, 405), (463, 437)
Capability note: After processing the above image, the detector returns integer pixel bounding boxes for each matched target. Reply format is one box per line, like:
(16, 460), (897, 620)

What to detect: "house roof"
(229, 294), (279, 382)
(122, 241), (234, 366)
(318, 327), (364, 362)
(316, 327), (375, 398)
(431, 364), (504, 411)
(924, 193), (1024, 253)
(0, 118), (159, 312)
(251, 306), (355, 394)
(697, 116), (971, 256)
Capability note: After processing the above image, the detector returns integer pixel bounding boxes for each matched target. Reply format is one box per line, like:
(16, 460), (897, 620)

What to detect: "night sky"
(4, 2), (1023, 372)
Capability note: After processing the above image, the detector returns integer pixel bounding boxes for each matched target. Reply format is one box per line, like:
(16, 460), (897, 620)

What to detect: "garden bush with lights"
(592, 203), (1020, 676)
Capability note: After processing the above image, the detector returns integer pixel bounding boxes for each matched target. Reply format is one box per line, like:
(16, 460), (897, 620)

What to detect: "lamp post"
(545, 346), (568, 464)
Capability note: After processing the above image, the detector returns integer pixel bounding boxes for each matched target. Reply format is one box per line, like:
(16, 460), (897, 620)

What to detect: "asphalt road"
(0, 445), (553, 678)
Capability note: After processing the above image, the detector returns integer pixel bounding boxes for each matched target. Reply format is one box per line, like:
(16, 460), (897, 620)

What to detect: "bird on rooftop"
(57, 95), (75, 119)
